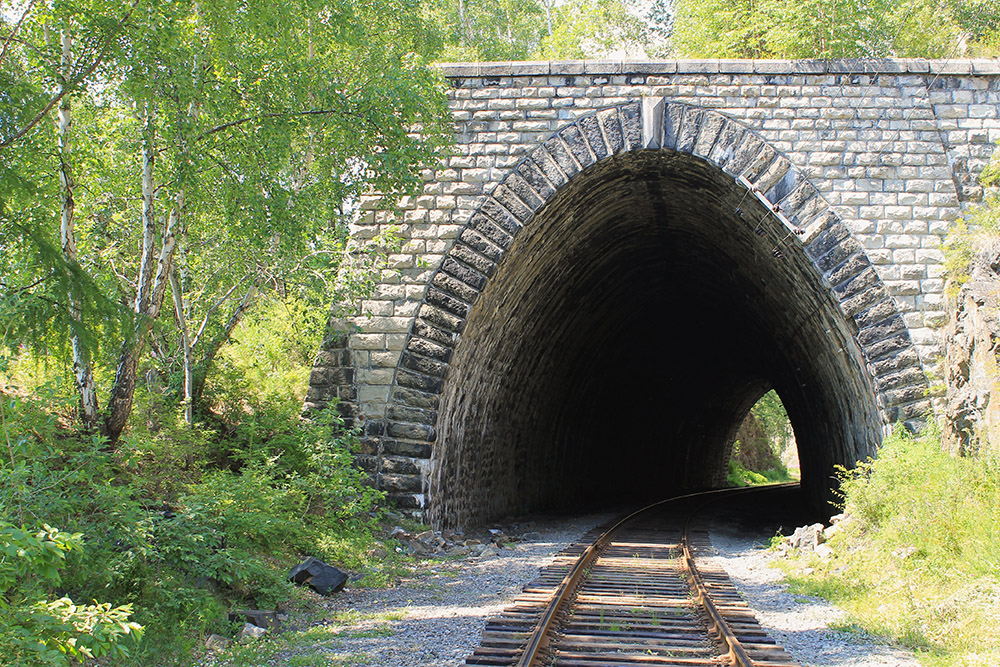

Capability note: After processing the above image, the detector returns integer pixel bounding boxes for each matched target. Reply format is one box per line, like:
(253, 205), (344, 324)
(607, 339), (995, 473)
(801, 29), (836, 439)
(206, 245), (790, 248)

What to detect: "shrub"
(786, 426), (1000, 667)
(0, 523), (142, 666)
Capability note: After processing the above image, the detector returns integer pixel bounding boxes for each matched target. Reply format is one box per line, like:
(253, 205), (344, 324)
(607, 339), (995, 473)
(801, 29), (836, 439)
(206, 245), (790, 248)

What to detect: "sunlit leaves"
(671, 0), (996, 58)
(1, 0), (450, 426)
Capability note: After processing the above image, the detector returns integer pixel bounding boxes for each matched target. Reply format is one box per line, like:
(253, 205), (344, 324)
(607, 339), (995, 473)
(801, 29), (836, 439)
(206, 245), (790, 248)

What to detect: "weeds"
(781, 426), (1000, 667)
(0, 298), (410, 666)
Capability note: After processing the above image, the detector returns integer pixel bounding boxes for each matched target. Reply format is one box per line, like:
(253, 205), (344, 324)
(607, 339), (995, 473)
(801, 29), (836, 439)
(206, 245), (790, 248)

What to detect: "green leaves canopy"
(671, 0), (999, 58)
(1, 0), (449, 431)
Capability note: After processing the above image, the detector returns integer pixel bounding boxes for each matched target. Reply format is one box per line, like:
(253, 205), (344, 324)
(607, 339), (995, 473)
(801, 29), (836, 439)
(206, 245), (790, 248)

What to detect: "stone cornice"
(436, 58), (1000, 78)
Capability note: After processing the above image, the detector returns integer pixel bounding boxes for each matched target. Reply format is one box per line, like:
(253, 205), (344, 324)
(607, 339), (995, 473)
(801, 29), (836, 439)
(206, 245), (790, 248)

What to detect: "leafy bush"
(0, 370), (387, 665)
(0, 523), (142, 666)
(785, 426), (1000, 667)
(0, 286), (397, 665)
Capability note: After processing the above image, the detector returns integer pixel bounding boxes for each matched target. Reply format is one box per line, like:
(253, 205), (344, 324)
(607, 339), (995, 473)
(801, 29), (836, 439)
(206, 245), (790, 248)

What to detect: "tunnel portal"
(305, 87), (951, 529)
(430, 149), (884, 527)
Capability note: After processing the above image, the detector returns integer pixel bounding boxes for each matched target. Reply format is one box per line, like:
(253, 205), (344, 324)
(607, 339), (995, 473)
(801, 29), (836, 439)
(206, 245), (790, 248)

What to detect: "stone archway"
(375, 100), (929, 528)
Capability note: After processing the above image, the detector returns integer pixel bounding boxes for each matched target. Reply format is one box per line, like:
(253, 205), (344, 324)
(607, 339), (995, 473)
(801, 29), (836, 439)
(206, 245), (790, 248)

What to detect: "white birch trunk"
(136, 104), (157, 314)
(149, 191), (184, 321)
(169, 268), (194, 426)
(105, 185), (184, 444)
(458, 0), (470, 47)
(56, 28), (99, 428)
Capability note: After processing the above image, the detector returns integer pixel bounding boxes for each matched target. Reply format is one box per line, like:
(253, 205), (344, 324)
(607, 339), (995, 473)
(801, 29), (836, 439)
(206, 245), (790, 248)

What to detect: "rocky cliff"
(943, 238), (1000, 456)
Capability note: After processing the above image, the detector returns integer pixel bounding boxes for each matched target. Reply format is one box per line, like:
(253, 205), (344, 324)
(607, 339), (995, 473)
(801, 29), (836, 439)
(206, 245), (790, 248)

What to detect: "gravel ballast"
(706, 522), (921, 667)
(233, 507), (920, 666)
(293, 513), (612, 666)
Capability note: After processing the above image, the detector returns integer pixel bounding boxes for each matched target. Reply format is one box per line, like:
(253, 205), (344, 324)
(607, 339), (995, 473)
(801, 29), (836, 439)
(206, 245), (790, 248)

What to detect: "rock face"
(943, 238), (1000, 456)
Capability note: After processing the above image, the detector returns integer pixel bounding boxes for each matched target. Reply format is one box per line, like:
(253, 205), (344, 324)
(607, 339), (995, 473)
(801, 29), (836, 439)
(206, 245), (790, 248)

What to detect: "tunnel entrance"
(428, 148), (886, 528)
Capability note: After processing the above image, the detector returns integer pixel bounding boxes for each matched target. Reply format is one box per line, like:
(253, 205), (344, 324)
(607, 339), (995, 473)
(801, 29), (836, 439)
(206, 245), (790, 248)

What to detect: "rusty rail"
(682, 519), (754, 667)
(468, 485), (801, 667)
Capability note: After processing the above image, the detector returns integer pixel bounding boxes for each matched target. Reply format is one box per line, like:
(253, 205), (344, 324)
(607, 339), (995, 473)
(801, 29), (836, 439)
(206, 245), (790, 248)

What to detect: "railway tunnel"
(428, 148), (887, 528)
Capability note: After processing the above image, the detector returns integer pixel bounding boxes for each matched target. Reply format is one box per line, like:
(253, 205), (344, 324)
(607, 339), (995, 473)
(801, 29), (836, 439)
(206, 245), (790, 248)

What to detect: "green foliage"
(0, 340), (391, 665)
(671, 0), (997, 58)
(727, 458), (793, 487)
(538, 0), (654, 58)
(727, 391), (796, 487)
(785, 426), (1000, 666)
(424, 0), (657, 60)
(207, 297), (328, 411)
(1, 0), (450, 439)
(0, 523), (143, 666)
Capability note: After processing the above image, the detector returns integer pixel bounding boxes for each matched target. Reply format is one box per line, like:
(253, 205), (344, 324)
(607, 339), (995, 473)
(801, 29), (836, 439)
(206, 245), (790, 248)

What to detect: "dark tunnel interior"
(428, 150), (887, 529)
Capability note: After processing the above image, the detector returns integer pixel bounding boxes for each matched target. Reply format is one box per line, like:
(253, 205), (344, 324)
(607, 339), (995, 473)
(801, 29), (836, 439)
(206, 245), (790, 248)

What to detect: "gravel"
(220, 509), (919, 667)
(706, 521), (921, 667)
(282, 512), (613, 667)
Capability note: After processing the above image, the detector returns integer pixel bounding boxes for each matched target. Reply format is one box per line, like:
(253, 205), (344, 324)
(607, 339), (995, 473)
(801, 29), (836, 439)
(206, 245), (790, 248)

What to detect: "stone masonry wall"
(306, 59), (1000, 514)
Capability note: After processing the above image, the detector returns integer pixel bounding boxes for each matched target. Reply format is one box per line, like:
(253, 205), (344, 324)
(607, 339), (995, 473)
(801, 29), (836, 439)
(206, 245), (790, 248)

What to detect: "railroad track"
(465, 487), (802, 667)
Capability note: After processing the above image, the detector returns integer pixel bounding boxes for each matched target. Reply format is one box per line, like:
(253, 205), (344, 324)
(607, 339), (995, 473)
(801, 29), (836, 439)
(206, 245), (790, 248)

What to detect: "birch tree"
(1, 0), (448, 442)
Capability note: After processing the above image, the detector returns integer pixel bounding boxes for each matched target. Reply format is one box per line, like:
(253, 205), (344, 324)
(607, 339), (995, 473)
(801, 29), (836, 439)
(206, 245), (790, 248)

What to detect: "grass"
(777, 426), (1000, 667)
(206, 605), (407, 667)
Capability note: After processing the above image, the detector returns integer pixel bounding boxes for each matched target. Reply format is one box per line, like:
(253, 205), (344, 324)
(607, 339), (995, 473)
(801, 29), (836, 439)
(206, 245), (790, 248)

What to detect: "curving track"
(465, 487), (802, 667)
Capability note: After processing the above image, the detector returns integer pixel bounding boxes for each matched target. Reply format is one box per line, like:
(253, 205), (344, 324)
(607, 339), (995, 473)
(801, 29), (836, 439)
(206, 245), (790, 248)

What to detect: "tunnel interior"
(429, 150), (886, 528)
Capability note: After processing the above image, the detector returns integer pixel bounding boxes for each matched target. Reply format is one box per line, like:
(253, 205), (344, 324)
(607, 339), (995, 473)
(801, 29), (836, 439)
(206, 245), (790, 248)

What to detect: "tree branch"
(189, 279), (242, 349)
(195, 106), (356, 143)
(0, 0), (140, 153)
(0, 0), (39, 68)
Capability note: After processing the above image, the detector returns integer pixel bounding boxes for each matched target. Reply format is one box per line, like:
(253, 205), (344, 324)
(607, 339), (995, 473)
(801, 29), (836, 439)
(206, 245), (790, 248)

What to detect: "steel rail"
(513, 484), (797, 667)
(682, 516), (754, 667)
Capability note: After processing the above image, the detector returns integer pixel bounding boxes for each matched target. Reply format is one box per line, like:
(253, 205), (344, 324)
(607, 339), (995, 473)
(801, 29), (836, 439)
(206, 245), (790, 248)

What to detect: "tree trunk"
(189, 279), (260, 407)
(458, 0), (471, 47)
(169, 267), (194, 426)
(103, 189), (184, 445)
(135, 104), (157, 314)
(56, 28), (99, 430)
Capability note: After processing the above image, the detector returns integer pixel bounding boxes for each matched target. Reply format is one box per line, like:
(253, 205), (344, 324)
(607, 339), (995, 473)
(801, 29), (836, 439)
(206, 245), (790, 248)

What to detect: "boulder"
(787, 523), (825, 551)
(238, 623), (267, 641)
(288, 557), (348, 595)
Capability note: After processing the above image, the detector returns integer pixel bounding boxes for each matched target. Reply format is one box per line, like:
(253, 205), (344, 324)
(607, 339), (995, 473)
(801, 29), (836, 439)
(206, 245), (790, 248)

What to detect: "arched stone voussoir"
(753, 154), (793, 198)
(502, 171), (546, 212)
(479, 196), (524, 236)
(619, 101), (643, 150)
(542, 135), (582, 180)
(528, 145), (569, 189)
(776, 179), (825, 230)
(741, 143), (779, 185)
(491, 186), (534, 224)
(597, 108), (628, 155)
(578, 114), (611, 161)
(514, 159), (557, 204)
(724, 131), (767, 178)
(558, 124), (596, 170)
